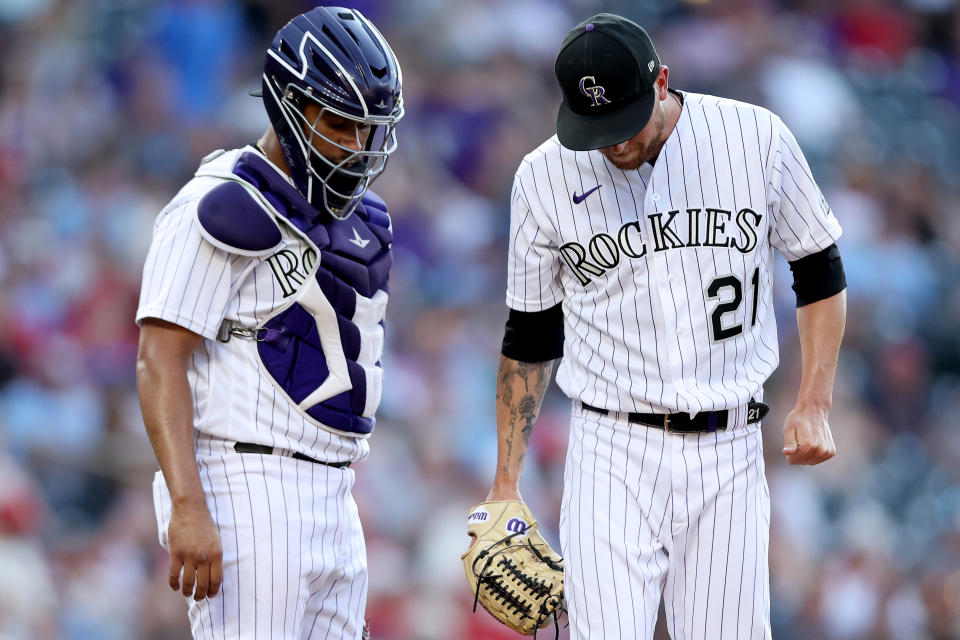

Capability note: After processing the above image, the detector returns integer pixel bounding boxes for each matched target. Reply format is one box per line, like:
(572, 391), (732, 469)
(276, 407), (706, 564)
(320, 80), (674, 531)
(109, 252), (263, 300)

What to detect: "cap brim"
(249, 89), (263, 97)
(556, 88), (655, 151)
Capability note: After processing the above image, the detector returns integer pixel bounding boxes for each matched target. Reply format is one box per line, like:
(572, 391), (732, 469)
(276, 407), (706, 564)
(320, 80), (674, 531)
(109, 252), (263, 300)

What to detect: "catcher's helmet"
(262, 7), (403, 219)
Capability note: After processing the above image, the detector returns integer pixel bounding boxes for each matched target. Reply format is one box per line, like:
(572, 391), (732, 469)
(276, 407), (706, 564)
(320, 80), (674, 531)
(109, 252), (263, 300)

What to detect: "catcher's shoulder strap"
(196, 179), (283, 256)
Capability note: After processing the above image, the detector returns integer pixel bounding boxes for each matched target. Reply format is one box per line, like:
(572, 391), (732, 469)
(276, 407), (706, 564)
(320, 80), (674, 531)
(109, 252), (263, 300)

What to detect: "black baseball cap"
(555, 13), (661, 151)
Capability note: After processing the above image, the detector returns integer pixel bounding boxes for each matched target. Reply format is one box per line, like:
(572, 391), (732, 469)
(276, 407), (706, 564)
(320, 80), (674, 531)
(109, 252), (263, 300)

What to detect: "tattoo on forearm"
(497, 366), (514, 405)
(497, 358), (553, 475)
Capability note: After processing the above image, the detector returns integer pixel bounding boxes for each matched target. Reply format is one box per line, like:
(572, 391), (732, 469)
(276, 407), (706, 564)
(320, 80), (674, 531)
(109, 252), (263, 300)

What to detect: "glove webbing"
(469, 529), (565, 639)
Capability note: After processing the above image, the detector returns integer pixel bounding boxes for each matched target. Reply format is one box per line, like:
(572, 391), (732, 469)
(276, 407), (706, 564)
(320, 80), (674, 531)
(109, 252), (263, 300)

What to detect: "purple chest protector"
(201, 151), (392, 436)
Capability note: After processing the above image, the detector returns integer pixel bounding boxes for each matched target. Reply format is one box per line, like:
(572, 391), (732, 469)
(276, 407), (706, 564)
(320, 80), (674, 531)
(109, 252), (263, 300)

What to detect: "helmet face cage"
(261, 7), (403, 220)
(279, 84), (400, 219)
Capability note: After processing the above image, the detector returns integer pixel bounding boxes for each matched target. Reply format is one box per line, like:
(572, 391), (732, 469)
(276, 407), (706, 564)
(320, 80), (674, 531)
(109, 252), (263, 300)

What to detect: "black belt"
(580, 400), (769, 433)
(233, 442), (351, 468)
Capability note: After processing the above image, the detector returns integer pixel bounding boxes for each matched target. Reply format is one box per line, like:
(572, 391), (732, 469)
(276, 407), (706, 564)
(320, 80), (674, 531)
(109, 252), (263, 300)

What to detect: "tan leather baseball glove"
(461, 500), (565, 636)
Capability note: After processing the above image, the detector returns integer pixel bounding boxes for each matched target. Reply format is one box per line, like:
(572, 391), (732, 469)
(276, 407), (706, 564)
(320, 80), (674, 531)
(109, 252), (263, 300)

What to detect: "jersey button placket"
(644, 178), (684, 397)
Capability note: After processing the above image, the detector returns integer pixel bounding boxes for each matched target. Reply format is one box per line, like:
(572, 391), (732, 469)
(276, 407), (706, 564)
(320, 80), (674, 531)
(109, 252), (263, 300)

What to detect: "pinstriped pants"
(153, 449), (367, 640)
(560, 403), (772, 640)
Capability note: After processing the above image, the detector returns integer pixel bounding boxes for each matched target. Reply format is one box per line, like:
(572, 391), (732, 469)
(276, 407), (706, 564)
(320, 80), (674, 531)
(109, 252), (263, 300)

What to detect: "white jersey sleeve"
(505, 172), (564, 312)
(767, 117), (842, 260)
(136, 198), (241, 340)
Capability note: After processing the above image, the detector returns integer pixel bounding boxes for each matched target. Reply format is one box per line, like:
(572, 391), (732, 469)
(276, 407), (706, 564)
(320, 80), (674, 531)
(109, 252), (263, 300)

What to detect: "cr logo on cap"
(579, 76), (611, 107)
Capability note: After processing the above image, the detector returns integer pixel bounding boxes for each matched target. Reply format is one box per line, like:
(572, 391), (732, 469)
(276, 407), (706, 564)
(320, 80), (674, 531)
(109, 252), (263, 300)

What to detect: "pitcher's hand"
(782, 404), (836, 465)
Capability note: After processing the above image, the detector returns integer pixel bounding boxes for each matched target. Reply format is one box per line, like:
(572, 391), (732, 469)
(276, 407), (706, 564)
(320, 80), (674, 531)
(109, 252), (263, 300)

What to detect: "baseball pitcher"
(464, 13), (846, 639)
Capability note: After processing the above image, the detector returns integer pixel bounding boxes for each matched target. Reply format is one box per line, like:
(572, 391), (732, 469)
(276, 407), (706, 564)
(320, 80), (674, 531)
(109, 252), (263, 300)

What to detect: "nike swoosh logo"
(572, 184), (601, 204)
(349, 227), (370, 249)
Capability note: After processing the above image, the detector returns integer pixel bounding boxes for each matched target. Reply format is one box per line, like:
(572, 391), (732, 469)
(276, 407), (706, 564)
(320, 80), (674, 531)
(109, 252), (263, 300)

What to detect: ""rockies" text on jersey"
(559, 206), (762, 285)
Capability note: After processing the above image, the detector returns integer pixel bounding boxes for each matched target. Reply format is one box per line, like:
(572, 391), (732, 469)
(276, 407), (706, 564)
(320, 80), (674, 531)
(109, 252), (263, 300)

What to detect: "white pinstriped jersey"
(507, 91), (841, 414)
(136, 147), (369, 464)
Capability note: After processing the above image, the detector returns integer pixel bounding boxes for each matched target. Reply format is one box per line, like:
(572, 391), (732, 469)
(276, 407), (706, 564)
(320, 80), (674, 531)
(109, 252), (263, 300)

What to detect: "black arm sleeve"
(788, 243), (846, 307)
(500, 304), (564, 363)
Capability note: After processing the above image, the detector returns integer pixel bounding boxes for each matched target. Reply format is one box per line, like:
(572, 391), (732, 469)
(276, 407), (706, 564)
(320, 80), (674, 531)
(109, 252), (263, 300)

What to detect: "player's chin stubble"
(603, 104), (667, 171)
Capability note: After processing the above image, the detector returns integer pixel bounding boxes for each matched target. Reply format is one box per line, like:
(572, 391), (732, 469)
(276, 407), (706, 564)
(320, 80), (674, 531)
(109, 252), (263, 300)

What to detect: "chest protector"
(195, 151), (392, 436)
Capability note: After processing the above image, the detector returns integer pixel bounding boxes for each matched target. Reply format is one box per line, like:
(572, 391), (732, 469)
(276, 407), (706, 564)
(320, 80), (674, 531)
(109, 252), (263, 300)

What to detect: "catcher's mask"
(261, 6), (403, 220)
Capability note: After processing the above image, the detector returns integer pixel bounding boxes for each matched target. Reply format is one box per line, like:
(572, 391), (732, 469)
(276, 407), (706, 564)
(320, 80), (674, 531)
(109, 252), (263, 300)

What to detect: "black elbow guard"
(501, 304), (564, 362)
(789, 244), (846, 307)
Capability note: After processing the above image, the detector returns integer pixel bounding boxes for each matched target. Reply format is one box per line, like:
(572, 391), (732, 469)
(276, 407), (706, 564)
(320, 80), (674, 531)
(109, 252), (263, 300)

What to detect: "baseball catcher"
(461, 500), (565, 636)
(136, 7), (403, 639)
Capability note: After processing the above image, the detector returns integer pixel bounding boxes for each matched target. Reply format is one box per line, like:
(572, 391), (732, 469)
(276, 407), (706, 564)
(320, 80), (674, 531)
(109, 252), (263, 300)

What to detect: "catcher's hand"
(461, 500), (565, 636)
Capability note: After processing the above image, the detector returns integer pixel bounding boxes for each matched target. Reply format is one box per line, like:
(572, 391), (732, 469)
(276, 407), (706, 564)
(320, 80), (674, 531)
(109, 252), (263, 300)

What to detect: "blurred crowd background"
(0, 0), (958, 638)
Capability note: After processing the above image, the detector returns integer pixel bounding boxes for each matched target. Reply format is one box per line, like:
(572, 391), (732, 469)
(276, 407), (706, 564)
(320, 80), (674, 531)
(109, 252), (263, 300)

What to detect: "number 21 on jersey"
(706, 267), (760, 341)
